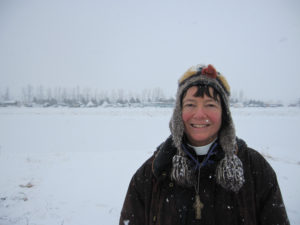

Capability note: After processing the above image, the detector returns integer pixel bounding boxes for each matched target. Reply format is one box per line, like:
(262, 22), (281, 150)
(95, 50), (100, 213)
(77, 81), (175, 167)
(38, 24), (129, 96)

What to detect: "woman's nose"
(193, 106), (206, 119)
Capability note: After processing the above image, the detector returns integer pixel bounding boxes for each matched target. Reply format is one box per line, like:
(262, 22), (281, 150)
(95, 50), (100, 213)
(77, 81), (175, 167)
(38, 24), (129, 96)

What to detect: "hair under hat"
(170, 64), (245, 192)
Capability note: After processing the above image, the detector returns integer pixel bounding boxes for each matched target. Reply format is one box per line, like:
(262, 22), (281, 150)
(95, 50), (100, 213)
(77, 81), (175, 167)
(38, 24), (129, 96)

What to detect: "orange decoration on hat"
(201, 64), (218, 79)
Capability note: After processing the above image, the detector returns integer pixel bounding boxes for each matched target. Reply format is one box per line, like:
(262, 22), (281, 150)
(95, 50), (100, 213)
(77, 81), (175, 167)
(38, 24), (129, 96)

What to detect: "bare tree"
(46, 88), (52, 101)
(3, 87), (10, 101)
(152, 87), (165, 102)
(22, 85), (33, 103)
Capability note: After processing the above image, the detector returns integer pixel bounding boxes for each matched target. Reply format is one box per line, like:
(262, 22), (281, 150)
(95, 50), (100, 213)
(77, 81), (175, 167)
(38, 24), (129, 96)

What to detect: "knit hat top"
(169, 64), (245, 192)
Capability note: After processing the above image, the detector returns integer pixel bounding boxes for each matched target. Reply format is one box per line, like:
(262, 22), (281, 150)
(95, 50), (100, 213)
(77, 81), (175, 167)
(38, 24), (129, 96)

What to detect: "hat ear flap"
(216, 154), (245, 192)
(217, 115), (245, 192)
(169, 101), (185, 153)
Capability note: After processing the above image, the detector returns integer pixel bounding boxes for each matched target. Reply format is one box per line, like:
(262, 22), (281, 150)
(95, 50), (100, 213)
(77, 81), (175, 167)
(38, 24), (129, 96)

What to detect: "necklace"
(193, 162), (204, 220)
(182, 141), (218, 220)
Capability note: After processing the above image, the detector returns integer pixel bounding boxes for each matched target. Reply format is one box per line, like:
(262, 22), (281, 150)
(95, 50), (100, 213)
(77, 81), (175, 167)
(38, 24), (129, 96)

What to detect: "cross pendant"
(193, 194), (204, 220)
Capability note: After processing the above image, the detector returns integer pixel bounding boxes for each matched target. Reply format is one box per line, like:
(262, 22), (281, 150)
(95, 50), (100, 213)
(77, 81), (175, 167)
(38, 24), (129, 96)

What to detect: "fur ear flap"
(171, 155), (195, 187)
(216, 154), (245, 192)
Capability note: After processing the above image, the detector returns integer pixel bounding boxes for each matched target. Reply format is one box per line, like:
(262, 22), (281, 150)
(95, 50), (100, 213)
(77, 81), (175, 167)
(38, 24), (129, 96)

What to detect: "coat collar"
(152, 136), (176, 178)
(152, 136), (247, 179)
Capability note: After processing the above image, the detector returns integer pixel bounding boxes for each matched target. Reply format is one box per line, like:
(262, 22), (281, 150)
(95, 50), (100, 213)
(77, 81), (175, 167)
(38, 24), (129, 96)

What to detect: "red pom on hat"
(201, 64), (218, 79)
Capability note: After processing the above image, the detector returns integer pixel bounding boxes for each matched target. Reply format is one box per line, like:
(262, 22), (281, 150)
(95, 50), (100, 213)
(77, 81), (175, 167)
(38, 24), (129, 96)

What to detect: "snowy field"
(0, 107), (300, 225)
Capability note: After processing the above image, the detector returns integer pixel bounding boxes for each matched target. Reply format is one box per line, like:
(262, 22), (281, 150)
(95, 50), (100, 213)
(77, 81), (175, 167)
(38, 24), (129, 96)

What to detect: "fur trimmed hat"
(170, 64), (245, 192)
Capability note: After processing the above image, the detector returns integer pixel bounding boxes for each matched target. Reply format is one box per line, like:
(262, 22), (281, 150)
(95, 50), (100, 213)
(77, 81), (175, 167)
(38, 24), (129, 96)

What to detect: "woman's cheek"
(182, 111), (192, 123)
(210, 112), (222, 124)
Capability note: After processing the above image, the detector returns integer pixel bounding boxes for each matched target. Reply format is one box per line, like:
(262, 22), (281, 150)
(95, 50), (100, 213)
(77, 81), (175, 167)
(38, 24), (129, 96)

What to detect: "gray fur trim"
(171, 155), (195, 187)
(219, 114), (237, 155)
(169, 100), (184, 154)
(170, 65), (245, 192)
(216, 154), (245, 192)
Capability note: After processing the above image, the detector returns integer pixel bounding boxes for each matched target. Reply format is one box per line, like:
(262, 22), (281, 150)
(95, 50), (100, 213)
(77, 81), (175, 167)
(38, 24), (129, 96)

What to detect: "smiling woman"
(181, 86), (222, 146)
(119, 64), (290, 225)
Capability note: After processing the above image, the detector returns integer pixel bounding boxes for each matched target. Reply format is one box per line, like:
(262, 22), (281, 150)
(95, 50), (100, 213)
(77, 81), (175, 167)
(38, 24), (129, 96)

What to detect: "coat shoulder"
(236, 138), (279, 194)
(237, 138), (275, 174)
(132, 154), (156, 183)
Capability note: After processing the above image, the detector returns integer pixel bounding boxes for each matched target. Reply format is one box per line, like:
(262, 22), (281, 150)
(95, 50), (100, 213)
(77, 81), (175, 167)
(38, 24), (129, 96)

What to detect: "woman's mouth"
(191, 123), (209, 128)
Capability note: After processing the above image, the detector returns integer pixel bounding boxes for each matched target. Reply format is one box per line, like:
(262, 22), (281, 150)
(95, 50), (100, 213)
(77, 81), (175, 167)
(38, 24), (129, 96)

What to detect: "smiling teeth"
(192, 124), (207, 128)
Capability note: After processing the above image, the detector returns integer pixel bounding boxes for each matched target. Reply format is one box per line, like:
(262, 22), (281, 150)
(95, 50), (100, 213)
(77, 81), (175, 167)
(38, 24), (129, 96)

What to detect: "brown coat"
(119, 137), (290, 225)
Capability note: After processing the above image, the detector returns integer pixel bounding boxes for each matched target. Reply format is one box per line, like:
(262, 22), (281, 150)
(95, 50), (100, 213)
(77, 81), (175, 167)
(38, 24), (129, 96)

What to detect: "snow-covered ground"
(0, 107), (299, 225)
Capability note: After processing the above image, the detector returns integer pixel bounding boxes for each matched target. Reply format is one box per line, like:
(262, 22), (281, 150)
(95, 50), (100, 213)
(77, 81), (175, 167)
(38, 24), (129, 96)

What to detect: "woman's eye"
(207, 103), (217, 107)
(184, 103), (195, 108)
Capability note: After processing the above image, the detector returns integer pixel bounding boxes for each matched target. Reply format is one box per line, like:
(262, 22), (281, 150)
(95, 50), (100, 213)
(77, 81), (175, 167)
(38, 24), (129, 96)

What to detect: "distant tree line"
(0, 86), (298, 108)
(0, 85), (175, 107)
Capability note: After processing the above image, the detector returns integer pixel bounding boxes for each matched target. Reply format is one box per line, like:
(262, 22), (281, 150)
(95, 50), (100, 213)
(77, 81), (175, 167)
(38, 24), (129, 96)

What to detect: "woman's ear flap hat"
(169, 64), (245, 192)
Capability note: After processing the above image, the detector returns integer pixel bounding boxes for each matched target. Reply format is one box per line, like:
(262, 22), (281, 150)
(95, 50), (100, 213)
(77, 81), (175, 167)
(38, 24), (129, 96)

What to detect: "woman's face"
(182, 86), (222, 146)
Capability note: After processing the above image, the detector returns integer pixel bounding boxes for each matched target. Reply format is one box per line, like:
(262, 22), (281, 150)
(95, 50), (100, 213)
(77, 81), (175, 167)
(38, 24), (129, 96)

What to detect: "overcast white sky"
(0, 0), (300, 103)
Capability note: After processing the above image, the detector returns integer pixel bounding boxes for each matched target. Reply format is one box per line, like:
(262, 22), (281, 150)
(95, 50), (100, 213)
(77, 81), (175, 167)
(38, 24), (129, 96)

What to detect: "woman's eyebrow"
(205, 98), (216, 102)
(204, 98), (220, 104)
(182, 99), (197, 103)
